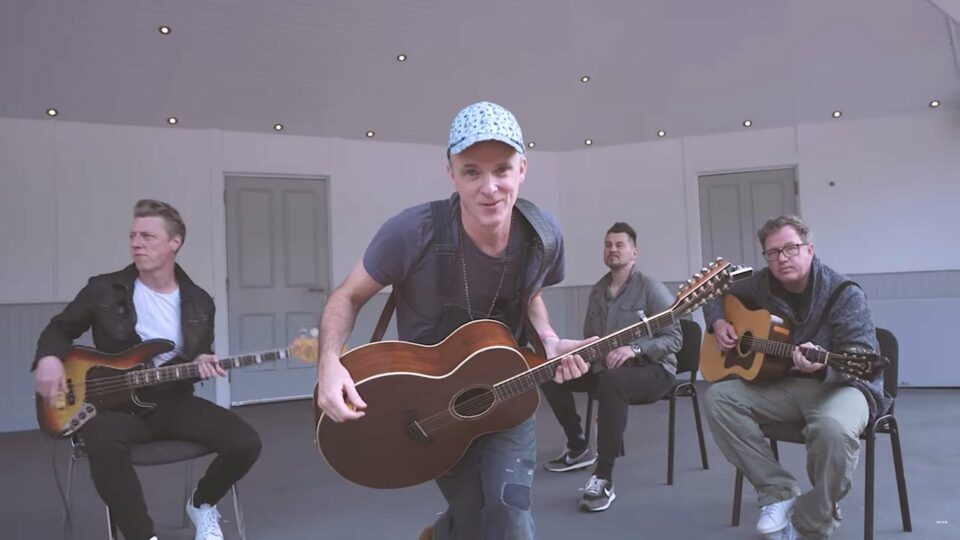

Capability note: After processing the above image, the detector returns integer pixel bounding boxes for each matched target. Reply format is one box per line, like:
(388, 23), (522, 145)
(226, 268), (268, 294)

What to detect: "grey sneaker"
(544, 447), (597, 472)
(579, 475), (616, 512)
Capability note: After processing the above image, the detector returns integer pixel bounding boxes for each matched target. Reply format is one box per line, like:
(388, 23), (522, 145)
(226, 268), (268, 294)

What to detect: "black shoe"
(579, 475), (616, 512)
(544, 447), (597, 472)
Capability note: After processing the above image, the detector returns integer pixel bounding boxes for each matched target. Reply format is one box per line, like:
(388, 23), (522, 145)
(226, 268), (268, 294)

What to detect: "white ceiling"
(1, 0), (957, 150)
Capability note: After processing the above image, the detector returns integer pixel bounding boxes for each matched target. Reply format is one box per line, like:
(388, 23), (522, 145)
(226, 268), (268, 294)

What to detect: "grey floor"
(1, 386), (957, 540)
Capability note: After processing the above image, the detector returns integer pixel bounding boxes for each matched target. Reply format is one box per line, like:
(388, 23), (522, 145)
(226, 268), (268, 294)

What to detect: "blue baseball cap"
(448, 101), (525, 156)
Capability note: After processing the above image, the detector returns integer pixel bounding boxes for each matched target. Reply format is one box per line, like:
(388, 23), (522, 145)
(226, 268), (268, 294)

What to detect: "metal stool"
(65, 438), (247, 539)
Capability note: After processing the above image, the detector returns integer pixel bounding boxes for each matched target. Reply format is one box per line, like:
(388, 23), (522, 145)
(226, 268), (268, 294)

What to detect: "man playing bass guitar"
(33, 199), (261, 540)
(703, 215), (889, 540)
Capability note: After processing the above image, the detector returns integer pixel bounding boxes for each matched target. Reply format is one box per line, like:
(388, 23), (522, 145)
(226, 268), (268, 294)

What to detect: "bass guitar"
(699, 295), (879, 382)
(37, 330), (318, 437)
(315, 259), (752, 489)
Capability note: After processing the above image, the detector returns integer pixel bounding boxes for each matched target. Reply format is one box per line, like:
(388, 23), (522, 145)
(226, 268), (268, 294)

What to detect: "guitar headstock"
(671, 258), (753, 319)
(829, 351), (887, 380)
(290, 327), (319, 363)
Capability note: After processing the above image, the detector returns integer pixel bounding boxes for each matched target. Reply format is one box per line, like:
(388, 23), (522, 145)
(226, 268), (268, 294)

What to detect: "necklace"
(458, 217), (512, 320)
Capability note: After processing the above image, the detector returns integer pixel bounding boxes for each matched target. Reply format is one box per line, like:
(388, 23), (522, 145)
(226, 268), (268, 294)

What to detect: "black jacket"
(33, 264), (215, 394)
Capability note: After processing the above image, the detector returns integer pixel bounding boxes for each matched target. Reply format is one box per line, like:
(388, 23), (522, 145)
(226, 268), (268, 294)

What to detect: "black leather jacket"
(33, 264), (215, 393)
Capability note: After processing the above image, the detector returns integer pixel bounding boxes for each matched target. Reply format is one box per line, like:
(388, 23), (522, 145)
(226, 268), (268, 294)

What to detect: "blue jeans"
(432, 416), (536, 540)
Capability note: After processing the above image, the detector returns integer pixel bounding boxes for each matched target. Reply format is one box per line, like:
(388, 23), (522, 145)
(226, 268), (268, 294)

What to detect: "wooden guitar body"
(700, 295), (792, 382)
(36, 340), (173, 437)
(315, 320), (538, 489)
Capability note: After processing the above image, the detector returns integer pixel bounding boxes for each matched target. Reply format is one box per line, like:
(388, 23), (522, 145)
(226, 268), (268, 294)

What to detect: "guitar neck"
(127, 348), (291, 388)
(741, 335), (831, 364)
(494, 310), (678, 400)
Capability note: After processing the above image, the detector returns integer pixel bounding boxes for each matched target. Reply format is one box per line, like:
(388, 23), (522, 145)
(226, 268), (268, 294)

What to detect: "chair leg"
(182, 458), (196, 527)
(887, 417), (912, 532)
(106, 506), (118, 540)
(667, 396), (676, 485)
(584, 396), (595, 447)
(864, 429), (875, 540)
(232, 484), (247, 540)
(690, 388), (709, 470)
(65, 452), (78, 531)
(732, 469), (744, 526)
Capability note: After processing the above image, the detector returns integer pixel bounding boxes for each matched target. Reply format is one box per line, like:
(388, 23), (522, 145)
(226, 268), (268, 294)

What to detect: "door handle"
(308, 287), (326, 293)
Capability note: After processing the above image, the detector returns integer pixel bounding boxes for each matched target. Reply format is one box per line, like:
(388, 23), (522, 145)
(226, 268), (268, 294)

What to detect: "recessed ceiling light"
(46, 108), (58, 117)
(158, 25), (171, 35)
(580, 75), (590, 83)
(742, 120), (752, 128)
(656, 130), (666, 137)
(365, 130), (375, 138)
(929, 100), (940, 108)
(584, 138), (593, 146)
(527, 141), (536, 149)
(166, 117), (178, 125)
(396, 54), (407, 62)
(831, 110), (842, 119)
(273, 123), (284, 131)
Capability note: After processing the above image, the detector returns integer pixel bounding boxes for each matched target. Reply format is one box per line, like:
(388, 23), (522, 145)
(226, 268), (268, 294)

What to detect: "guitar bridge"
(403, 410), (432, 447)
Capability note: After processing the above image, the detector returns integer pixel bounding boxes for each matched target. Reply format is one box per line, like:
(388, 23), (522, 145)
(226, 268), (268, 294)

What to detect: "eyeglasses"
(762, 242), (809, 261)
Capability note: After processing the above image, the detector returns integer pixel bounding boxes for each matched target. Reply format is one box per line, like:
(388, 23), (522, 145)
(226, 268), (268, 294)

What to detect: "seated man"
(540, 222), (681, 512)
(33, 199), (262, 540)
(703, 215), (888, 540)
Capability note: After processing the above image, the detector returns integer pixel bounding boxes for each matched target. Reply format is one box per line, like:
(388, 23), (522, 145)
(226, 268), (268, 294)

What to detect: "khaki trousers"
(705, 378), (868, 539)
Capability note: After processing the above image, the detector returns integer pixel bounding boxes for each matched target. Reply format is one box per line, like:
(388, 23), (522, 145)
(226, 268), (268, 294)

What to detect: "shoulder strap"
(514, 198), (558, 272)
(431, 196), (457, 297)
(809, 280), (859, 337)
(369, 291), (396, 342)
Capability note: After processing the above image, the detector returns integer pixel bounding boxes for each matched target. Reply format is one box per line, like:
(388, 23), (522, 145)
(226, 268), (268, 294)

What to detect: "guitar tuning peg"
(708, 261), (715, 268)
(687, 279), (693, 284)
(694, 273), (702, 279)
(700, 267), (708, 273)
(715, 256), (723, 262)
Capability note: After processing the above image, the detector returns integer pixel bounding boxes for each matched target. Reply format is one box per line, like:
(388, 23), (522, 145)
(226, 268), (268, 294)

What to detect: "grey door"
(699, 168), (797, 270)
(225, 176), (330, 404)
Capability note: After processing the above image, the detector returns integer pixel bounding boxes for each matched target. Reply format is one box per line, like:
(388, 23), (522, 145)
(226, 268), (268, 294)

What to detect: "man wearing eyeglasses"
(702, 215), (887, 540)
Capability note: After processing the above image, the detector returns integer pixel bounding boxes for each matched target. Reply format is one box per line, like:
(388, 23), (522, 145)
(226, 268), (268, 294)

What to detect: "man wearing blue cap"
(315, 101), (593, 539)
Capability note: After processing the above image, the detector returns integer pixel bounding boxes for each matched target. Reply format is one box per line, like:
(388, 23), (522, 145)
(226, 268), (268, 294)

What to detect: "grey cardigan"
(703, 256), (891, 419)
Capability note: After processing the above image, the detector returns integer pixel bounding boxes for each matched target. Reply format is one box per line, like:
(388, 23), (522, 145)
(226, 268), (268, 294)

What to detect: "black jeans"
(80, 393), (262, 540)
(541, 361), (674, 470)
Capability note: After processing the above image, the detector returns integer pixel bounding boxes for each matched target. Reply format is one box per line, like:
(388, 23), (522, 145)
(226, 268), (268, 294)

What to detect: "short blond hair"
(134, 199), (186, 250)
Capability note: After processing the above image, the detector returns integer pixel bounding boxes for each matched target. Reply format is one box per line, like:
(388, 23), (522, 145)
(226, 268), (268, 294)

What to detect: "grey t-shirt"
(363, 200), (564, 344)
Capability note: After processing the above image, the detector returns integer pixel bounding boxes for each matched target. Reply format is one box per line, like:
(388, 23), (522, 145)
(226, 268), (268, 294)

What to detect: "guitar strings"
(60, 348), (292, 397)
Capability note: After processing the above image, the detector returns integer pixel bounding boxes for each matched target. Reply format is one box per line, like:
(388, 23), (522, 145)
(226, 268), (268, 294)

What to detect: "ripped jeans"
(432, 416), (536, 540)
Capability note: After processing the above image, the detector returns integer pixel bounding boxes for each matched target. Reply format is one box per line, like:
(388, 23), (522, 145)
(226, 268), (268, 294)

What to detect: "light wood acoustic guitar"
(699, 295), (878, 382)
(315, 259), (753, 489)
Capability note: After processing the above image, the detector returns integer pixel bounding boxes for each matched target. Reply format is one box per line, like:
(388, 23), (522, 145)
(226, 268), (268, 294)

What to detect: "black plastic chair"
(730, 327), (911, 540)
(65, 438), (247, 539)
(584, 319), (709, 484)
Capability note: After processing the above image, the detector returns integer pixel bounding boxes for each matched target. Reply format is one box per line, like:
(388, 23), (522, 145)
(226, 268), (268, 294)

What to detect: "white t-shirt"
(133, 279), (183, 367)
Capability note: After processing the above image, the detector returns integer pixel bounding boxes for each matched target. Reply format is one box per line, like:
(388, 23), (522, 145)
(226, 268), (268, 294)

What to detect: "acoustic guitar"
(699, 295), (879, 382)
(37, 329), (318, 437)
(315, 259), (752, 489)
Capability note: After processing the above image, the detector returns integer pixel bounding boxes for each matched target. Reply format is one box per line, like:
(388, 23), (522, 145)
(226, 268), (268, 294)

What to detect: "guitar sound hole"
(452, 387), (495, 419)
(737, 331), (753, 356)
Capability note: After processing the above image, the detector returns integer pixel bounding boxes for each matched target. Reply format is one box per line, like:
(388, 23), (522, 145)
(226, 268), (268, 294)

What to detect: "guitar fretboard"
(741, 335), (831, 364)
(493, 310), (678, 401)
(126, 348), (291, 388)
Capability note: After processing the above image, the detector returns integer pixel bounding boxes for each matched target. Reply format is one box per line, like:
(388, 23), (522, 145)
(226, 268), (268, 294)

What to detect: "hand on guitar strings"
(193, 354), (227, 378)
(712, 319), (738, 353)
(316, 361), (367, 423)
(34, 355), (67, 403)
(792, 342), (826, 373)
(545, 336), (598, 384)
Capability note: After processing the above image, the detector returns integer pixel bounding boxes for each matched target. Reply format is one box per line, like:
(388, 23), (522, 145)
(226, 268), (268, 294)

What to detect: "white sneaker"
(776, 521), (798, 540)
(186, 491), (224, 540)
(756, 497), (795, 535)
